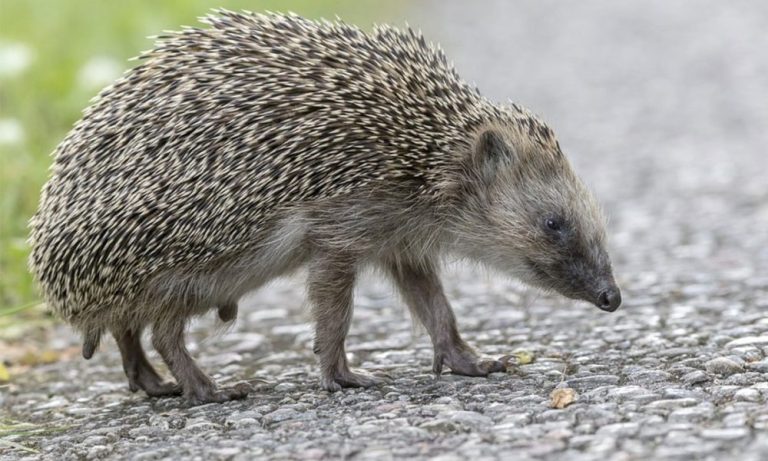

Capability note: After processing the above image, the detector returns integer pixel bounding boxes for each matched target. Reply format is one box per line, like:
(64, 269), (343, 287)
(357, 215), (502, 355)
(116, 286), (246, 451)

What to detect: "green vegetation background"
(0, 0), (400, 321)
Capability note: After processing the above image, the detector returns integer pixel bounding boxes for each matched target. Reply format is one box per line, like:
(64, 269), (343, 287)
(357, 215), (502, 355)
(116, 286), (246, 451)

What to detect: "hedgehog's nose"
(596, 286), (622, 312)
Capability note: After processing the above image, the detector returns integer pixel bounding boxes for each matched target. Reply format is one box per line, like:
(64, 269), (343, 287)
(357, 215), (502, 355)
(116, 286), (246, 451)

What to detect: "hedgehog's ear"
(472, 128), (516, 182)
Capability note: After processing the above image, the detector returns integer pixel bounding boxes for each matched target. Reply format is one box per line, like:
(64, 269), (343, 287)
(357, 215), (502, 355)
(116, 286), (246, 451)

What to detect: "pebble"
(668, 405), (715, 423)
(263, 408), (300, 424)
(607, 386), (659, 404)
(596, 422), (640, 437)
(747, 359), (768, 373)
(647, 398), (698, 409)
(348, 422), (386, 437)
(275, 382), (298, 392)
(627, 370), (674, 385)
(449, 411), (493, 430)
(229, 417), (259, 428)
(682, 370), (709, 385)
(497, 413), (532, 427)
(734, 388), (762, 402)
(725, 336), (768, 348)
(86, 445), (112, 460)
(705, 357), (744, 375)
(566, 375), (620, 390)
(81, 435), (108, 447)
(722, 412), (749, 427)
(183, 419), (220, 433)
(420, 419), (459, 434)
(700, 428), (750, 441)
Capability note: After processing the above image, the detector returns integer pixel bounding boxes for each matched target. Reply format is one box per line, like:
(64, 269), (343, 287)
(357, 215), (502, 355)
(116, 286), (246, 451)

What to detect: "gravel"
(2, 1), (768, 460)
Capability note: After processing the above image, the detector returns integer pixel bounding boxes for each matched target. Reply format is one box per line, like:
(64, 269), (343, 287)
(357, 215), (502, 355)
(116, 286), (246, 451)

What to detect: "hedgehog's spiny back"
(30, 11), (505, 324)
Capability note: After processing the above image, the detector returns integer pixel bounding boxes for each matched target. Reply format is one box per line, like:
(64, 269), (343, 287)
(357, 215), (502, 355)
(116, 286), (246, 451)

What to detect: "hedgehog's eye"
(544, 217), (564, 233)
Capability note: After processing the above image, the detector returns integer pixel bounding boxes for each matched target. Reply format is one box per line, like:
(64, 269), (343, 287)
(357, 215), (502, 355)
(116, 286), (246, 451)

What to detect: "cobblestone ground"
(2, 1), (768, 460)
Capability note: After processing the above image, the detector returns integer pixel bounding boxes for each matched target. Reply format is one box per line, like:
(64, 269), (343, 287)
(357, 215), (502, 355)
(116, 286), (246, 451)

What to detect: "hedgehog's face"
(456, 125), (621, 312)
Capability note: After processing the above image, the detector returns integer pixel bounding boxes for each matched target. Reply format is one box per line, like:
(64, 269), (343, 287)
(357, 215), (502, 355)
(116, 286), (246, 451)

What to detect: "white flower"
(0, 118), (24, 146)
(0, 42), (33, 78)
(78, 56), (122, 90)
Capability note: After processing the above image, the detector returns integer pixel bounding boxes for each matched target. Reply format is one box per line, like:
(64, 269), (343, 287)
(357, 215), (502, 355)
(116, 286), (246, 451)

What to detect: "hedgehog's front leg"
(151, 317), (251, 405)
(387, 259), (505, 377)
(309, 252), (379, 392)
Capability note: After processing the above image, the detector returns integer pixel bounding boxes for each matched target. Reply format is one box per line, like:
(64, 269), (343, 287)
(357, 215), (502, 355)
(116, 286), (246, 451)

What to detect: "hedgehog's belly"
(145, 214), (309, 317)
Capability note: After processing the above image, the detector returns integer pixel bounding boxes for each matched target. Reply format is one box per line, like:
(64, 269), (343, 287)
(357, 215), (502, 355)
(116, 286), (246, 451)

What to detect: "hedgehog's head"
(451, 118), (621, 312)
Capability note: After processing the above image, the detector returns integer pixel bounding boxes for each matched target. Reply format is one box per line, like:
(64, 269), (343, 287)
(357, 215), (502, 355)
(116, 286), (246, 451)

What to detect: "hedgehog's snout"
(595, 284), (622, 312)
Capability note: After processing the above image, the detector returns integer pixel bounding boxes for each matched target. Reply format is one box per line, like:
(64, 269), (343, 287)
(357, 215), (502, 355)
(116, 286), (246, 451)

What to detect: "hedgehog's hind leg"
(151, 316), (251, 406)
(113, 328), (182, 397)
(308, 251), (382, 392)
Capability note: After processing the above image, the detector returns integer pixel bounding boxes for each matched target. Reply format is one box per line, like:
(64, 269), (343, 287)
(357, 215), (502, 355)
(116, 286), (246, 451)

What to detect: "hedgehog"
(29, 10), (621, 405)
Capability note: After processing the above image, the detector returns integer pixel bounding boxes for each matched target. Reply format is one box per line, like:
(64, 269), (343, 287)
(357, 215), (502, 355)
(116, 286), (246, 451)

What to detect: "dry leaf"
(0, 362), (10, 383)
(19, 349), (61, 366)
(513, 350), (534, 365)
(550, 387), (577, 409)
(500, 350), (535, 372)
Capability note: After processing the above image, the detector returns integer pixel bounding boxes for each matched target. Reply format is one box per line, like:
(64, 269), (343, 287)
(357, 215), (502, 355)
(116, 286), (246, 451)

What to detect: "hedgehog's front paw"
(320, 369), (382, 392)
(434, 347), (505, 377)
(184, 382), (251, 406)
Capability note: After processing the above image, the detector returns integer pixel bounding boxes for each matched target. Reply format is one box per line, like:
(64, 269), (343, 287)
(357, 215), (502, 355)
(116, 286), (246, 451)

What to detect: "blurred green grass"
(0, 0), (401, 318)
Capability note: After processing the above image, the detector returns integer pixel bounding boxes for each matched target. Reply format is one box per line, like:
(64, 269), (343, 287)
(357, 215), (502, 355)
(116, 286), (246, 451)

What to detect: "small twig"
(559, 352), (573, 385)
(0, 439), (39, 454)
(0, 302), (43, 317)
